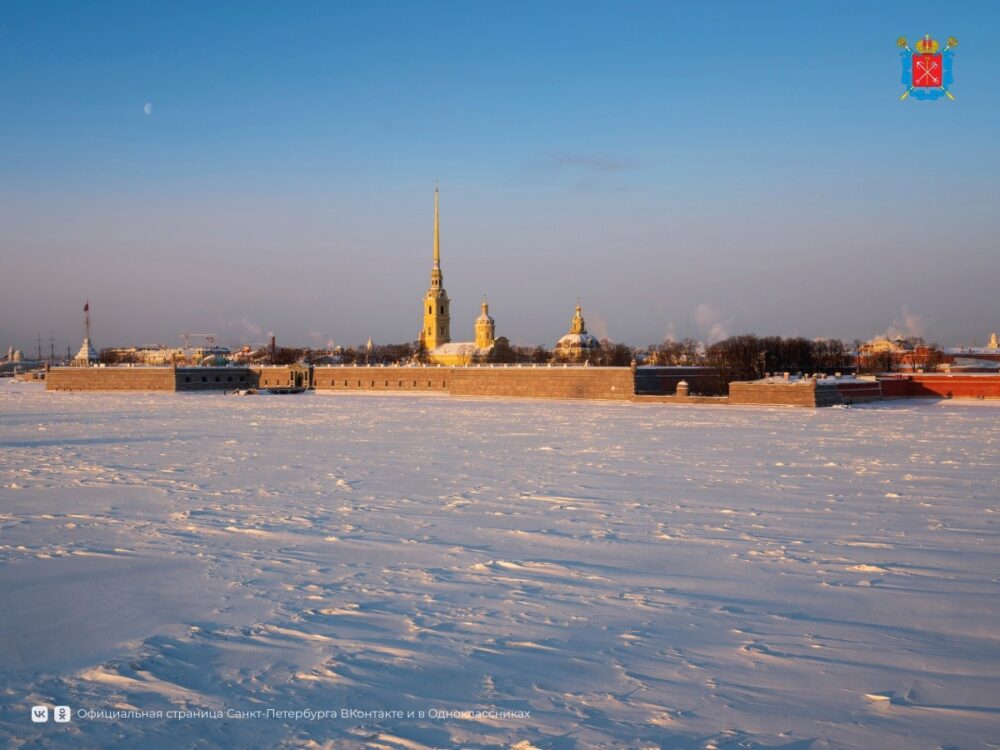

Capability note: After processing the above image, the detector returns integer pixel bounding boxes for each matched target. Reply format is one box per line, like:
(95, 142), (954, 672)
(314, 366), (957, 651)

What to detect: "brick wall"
(449, 366), (633, 400)
(47, 367), (177, 391)
(833, 381), (882, 404)
(176, 368), (252, 391)
(730, 380), (884, 407)
(250, 366), (310, 389)
(313, 366), (449, 392)
(729, 381), (820, 407)
(634, 367), (723, 396)
(47, 366), (257, 391)
(314, 366), (632, 400)
(633, 394), (730, 405)
(879, 374), (1000, 399)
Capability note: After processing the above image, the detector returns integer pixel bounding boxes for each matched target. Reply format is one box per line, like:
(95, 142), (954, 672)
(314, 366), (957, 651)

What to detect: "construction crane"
(179, 333), (217, 349)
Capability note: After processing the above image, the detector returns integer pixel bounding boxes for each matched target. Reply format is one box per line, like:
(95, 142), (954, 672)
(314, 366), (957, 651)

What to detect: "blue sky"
(2, 1), (998, 352)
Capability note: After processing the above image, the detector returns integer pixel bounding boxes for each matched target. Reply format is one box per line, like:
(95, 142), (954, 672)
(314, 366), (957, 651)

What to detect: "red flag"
(84, 301), (89, 312)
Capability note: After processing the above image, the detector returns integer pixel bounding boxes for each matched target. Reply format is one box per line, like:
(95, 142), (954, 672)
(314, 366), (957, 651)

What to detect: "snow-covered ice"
(1, 381), (999, 749)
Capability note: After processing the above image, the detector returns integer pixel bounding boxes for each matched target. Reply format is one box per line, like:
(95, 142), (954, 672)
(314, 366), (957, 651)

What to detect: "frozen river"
(1, 382), (998, 749)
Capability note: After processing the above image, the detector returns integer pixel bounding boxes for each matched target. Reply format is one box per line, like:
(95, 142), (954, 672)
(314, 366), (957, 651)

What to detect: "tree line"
(102, 334), (938, 379)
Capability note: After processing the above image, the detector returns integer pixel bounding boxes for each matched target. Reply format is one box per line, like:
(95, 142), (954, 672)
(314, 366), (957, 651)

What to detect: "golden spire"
(433, 186), (440, 269)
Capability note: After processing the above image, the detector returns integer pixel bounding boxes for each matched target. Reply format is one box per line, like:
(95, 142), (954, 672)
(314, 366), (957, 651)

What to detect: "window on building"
(184, 376), (191, 383)
(201, 376), (207, 383)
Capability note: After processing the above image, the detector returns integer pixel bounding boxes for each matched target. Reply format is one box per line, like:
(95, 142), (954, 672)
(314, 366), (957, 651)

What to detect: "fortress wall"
(313, 366), (450, 392)
(176, 368), (253, 391)
(632, 394), (730, 405)
(879, 374), (1000, 399)
(634, 367), (723, 396)
(313, 365), (632, 400)
(729, 380), (884, 407)
(251, 366), (306, 389)
(48, 366), (896, 405)
(47, 367), (177, 391)
(728, 381), (820, 407)
(832, 381), (883, 403)
(47, 366), (259, 391)
(448, 366), (634, 400)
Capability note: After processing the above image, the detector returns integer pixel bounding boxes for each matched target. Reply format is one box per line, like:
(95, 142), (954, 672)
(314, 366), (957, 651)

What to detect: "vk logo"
(30, 705), (71, 723)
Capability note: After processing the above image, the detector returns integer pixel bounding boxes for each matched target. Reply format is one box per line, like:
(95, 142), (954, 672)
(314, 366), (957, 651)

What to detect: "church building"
(419, 189), (497, 365)
(554, 303), (599, 362)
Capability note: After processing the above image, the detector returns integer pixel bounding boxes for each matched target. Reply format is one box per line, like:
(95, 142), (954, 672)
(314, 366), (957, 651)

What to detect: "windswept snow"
(1, 381), (999, 749)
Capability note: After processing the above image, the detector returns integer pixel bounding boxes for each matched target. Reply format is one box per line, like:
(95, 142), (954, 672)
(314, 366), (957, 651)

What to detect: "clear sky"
(2, 1), (998, 353)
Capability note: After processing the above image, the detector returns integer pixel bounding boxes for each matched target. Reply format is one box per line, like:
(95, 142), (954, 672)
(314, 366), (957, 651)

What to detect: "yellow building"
(419, 188), (451, 351)
(860, 336), (907, 355)
(475, 298), (495, 349)
(419, 189), (496, 365)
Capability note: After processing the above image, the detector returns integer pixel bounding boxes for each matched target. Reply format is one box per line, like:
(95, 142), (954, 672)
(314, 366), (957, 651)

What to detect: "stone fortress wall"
(45, 365), (999, 406)
(46, 366), (179, 391)
(728, 378), (883, 407)
(878, 373), (1000, 399)
(48, 366), (277, 392)
(46, 364), (634, 401)
(447, 366), (633, 401)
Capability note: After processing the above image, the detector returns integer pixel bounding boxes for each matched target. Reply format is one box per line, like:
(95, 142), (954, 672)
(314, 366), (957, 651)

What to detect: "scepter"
(897, 37), (914, 100)
(941, 36), (958, 100)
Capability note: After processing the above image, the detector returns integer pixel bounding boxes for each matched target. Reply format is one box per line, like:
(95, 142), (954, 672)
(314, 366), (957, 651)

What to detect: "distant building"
(105, 347), (181, 365)
(474, 298), (495, 350)
(0, 347), (39, 376)
(102, 345), (229, 366)
(942, 330), (1000, 367)
(554, 304), (599, 362)
(420, 189), (497, 365)
(859, 336), (906, 356)
(857, 336), (943, 372)
(420, 188), (451, 353)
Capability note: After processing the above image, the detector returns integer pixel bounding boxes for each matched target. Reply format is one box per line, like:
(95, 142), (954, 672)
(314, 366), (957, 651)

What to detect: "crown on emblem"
(915, 34), (939, 54)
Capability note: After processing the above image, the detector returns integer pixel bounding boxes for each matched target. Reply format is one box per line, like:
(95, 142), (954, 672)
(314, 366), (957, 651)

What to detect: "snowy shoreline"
(1, 381), (998, 748)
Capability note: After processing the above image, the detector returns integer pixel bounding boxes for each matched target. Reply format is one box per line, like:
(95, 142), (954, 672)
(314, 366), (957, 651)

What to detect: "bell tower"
(475, 297), (495, 349)
(419, 188), (450, 351)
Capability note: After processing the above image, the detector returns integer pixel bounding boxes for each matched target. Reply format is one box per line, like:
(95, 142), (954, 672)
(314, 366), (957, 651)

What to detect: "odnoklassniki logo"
(898, 34), (957, 100)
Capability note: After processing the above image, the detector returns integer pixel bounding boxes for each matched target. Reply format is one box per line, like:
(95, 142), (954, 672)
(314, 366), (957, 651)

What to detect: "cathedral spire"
(420, 186), (450, 351)
(433, 187), (440, 269)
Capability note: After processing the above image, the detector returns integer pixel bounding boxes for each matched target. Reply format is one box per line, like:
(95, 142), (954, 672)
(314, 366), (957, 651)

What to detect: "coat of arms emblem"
(898, 34), (957, 100)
